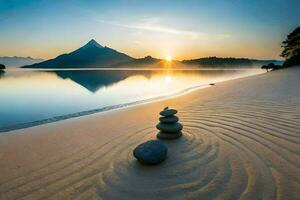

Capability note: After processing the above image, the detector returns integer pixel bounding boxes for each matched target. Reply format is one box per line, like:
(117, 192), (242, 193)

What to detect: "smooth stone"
(157, 131), (182, 140)
(156, 122), (183, 133)
(159, 109), (177, 117)
(133, 140), (167, 165)
(159, 116), (179, 123)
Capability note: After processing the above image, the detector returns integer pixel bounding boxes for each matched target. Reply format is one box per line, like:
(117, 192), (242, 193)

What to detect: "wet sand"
(0, 67), (299, 200)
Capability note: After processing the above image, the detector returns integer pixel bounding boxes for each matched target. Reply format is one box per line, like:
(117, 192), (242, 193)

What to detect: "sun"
(165, 55), (172, 62)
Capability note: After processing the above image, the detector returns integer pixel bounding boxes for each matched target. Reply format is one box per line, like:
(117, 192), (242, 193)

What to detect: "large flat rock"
(133, 140), (168, 165)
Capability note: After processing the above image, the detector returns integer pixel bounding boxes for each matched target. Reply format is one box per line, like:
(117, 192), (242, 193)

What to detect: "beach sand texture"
(0, 67), (299, 200)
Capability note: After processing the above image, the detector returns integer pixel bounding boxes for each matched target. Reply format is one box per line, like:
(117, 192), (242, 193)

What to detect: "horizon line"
(0, 39), (284, 61)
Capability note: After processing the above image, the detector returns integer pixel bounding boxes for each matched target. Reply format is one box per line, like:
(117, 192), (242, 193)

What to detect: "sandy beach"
(0, 67), (299, 200)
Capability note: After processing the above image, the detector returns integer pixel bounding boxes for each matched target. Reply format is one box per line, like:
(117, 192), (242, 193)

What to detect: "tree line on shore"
(262, 26), (300, 71)
(0, 64), (5, 71)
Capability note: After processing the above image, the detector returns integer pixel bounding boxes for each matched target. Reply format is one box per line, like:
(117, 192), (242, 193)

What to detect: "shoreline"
(0, 84), (209, 133)
(8, 66), (262, 71)
(0, 71), (264, 133)
(0, 67), (299, 199)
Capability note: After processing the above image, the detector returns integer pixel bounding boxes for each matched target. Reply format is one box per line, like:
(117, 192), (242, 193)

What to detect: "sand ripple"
(0, 70), (300, 199)
(94, 102), (299, 200)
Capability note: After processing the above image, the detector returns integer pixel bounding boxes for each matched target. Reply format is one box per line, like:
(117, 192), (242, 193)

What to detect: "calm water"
(0, 68), (263, 131)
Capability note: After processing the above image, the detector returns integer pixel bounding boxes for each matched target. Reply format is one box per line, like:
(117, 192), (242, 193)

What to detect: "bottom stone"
(157, 131), (182, 140)
(133, 140), (168, 165)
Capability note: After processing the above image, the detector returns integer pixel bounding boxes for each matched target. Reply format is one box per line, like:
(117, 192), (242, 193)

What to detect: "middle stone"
(156, 122), (183, 133)
(159, 116), (179, 123)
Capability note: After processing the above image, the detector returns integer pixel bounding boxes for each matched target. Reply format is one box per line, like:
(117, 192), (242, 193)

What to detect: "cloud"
(217, 34), (232, 40)
(124, 23), (199, 39)
(96, 18), (200, 39)
(95, 17), (232, 41)
(133, 40), (142, 45)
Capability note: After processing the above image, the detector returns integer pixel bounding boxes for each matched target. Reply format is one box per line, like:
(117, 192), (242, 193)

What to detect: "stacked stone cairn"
(156, 107), (183, 139)
(133, 107), (183, 165)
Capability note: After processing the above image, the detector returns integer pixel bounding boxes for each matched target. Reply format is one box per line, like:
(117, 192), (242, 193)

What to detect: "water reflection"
(54, 70), (152, 93)
(52, 69), (245, 93)
(0, 68), (263, 130)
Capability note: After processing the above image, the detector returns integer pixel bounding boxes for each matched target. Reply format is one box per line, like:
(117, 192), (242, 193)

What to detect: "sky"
(0, 0), (299, 60)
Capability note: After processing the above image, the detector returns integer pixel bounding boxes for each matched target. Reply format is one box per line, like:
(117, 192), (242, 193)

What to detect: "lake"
(0, 68), (264, 131)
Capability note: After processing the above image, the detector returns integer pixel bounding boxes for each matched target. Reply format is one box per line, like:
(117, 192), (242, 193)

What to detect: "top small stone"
(160, 108), (177, 117)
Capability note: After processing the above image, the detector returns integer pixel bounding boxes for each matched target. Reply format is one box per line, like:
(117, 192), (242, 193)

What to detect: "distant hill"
(250, 59), (284, 66)
(23, 39), (134, 68)
(114, 56), (186, 68)
(0, 56), (43, 67)
(115, 56), (282, 68)
(113, 56), (162, 67)
(182, 57), (283, 68)
(22, 40), (283, 69)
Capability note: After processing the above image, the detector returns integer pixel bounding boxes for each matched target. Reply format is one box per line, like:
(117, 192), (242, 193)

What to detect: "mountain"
(23, 39), (134, 68)
(182, 57), (283, 68)
(22, 39), (283, 69)
(0, 56), (43, 67)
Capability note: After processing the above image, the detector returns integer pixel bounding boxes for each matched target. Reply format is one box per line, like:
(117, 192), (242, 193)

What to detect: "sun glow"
(165, 55), (172, 62)
(164, 75), (172, 83)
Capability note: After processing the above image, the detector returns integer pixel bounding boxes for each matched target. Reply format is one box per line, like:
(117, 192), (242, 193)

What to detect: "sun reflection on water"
(164, 75), (172, 83)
